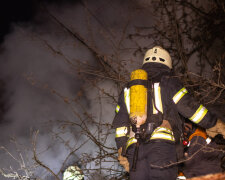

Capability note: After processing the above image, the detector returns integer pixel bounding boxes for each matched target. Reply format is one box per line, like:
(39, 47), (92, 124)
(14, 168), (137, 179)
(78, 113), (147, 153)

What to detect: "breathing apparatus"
(130, 69), (148, 135)
(128, 69), (148, 171)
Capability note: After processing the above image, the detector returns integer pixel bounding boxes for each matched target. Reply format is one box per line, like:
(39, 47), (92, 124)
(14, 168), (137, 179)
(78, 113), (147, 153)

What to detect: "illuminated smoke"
(0, 1), (153, 179)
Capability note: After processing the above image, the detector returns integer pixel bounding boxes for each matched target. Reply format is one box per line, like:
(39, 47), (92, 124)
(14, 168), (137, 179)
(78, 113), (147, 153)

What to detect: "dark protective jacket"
(182, 135), (224, 178)
(112, 63), (218, 151)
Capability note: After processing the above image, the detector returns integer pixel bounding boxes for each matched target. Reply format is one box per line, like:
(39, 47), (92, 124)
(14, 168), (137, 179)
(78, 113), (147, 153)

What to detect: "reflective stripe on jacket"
(125, 126), (175, 150)
(115, 126), (128, 138)
(172, 87), (208, 124)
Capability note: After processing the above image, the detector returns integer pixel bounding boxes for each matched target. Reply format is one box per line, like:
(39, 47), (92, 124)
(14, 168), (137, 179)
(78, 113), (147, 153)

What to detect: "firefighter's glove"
(118, 147), (129, 172)
(206, 119), (225, 138)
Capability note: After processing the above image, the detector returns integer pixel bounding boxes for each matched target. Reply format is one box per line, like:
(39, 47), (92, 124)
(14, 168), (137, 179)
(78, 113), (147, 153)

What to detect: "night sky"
(0, 0), (35, 42)
(0, 0), (80, 43)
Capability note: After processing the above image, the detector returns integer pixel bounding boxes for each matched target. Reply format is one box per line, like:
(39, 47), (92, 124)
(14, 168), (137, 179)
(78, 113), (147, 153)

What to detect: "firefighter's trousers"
(127, 141), (177, 180)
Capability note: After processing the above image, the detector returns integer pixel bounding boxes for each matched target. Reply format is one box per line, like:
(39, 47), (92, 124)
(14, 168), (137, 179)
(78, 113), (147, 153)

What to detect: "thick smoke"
(0, 0), (153, 179)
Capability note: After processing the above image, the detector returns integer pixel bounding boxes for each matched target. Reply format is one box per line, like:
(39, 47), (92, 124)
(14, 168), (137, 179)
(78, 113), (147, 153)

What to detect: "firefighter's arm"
(112, 89), (130, 171)
(168, 77), (219, 129)
(112, 89), (130, 149)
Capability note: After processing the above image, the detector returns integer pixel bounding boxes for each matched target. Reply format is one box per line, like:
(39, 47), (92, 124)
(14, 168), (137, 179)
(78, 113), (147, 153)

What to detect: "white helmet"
(143, 46), (172, 69)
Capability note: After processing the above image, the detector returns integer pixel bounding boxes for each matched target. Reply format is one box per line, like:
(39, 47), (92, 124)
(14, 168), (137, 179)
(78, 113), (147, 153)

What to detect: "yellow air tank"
(130, 69), (148, 128)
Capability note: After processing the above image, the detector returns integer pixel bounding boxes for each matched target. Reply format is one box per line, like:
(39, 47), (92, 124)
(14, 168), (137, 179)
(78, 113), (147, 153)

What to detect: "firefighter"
(181, 121), (225, 178)
(112, 46), (225, 180)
